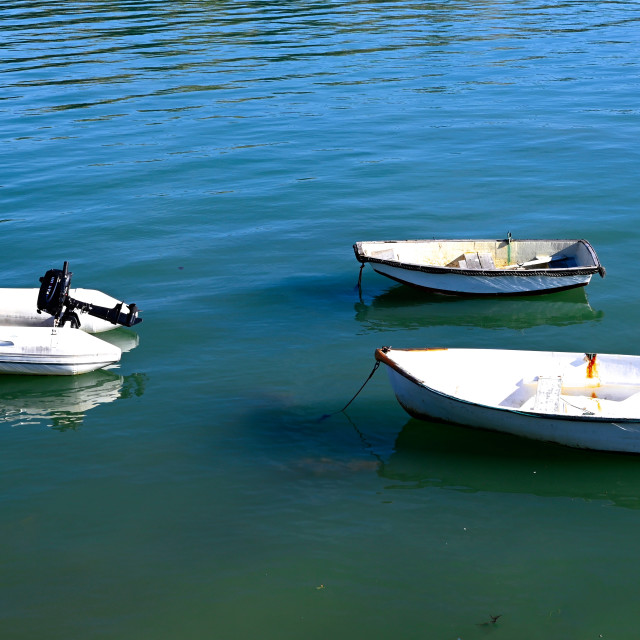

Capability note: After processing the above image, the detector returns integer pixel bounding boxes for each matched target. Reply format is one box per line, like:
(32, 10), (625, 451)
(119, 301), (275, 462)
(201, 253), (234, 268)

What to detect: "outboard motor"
(37, 261), (142, 329)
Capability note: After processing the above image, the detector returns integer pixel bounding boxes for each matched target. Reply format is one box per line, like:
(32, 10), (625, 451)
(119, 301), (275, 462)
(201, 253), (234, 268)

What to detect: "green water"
(2, 1), (640, 638)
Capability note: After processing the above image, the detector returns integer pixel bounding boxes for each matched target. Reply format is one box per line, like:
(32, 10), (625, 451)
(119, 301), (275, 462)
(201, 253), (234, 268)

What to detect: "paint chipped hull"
(375, 347), (640, 453)
(355, 238), (604, 296)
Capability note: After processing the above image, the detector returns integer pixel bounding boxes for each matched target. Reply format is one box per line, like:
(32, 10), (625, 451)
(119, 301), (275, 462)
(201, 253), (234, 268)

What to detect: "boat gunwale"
(354, 238), (604, 278)
(374, 347), (640, 424)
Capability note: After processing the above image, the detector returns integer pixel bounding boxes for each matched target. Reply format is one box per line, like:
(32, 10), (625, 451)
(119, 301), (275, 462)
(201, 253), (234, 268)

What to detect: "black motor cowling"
(37, 262), (72, 321)
(37, 261), (142, 329)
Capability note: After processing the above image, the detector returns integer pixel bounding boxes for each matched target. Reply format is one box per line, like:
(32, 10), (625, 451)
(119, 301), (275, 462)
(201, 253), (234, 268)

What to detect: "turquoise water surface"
(2, 2), (640, 638)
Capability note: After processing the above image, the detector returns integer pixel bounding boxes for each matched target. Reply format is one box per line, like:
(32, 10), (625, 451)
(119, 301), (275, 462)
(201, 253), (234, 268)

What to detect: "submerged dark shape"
(477, 614), (502, 627)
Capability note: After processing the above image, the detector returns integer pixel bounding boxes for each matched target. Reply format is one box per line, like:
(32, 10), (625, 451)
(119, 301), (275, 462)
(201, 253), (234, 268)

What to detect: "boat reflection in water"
(0, 329), (145, 430)
(97, 327), (140, 353)
(355, 285), (603, 332)
(378, 419), (640, 510)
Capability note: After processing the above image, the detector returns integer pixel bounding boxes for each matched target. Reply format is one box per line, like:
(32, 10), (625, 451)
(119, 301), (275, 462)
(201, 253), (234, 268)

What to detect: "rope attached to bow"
(320, 360), (380, 420)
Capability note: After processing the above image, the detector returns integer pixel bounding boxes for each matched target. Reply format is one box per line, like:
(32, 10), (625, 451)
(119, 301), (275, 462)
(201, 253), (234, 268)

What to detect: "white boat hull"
(0, 326), (121, 375)
(371, 262), (592, 295)
(375, 347), (640, 453)
(0, 288), (129, 332)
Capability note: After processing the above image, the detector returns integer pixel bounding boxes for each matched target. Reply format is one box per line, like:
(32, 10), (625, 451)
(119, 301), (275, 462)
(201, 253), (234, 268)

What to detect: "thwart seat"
(459, 252), (496, 270)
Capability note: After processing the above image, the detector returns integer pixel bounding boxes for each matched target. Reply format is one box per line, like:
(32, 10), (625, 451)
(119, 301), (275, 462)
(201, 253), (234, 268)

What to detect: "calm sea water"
(2, 1), (640, 638)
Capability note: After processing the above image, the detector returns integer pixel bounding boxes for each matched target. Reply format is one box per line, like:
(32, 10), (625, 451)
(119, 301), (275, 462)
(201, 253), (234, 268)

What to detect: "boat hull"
(0, 327), (121, 375)
(375, 348), (640, 453)
(371, 262), (592, 295)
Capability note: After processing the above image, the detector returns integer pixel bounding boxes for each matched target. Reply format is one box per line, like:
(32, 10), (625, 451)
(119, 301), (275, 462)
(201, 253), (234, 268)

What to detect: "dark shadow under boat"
(377, 419), (640, 510)
(355, 285), (603, 332)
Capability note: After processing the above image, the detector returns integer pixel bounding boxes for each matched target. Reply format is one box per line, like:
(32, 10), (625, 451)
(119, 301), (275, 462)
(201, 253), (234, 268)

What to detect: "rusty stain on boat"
(585, 353), (601, 401)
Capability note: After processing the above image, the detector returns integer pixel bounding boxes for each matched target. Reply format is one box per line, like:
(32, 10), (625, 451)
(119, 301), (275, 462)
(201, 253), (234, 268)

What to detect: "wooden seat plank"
(478, 253), (496, 269)
(463, 252), (481, 270)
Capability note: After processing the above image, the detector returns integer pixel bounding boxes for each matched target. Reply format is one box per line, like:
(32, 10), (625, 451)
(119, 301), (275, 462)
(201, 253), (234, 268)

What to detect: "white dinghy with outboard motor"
(374, 346), (640, 454)
(0, 287), (138, 333)
(0, 326), (121, 375)
(354, 235), (605, 296)
(0, 262), (141, 375)
(0, 261), (142, 332)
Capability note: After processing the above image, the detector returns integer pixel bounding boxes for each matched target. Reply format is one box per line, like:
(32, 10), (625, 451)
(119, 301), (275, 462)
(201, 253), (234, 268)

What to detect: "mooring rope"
(560, 396), (595, 416)
(356, 262), (364, 295)
(320, 360), (380, 420)
(344, 411), (385, 464)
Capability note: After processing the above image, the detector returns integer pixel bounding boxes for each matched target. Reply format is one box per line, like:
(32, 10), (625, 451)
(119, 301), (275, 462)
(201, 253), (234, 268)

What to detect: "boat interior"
(499, 376), (640, 417)
(360, 239), (596, 270)
(472, 356), (640, 418)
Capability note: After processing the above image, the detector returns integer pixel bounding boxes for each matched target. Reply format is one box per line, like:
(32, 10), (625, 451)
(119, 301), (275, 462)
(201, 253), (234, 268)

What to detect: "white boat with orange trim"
(375, 346), (640, 453)
(354, 236), (605, 296)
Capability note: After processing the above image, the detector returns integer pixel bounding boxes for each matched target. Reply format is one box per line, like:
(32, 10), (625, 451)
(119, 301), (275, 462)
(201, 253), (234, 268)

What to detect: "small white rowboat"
(0, 327), (121, 375)
(375, 347), (640, 453)
(354, 237), (605, 295)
